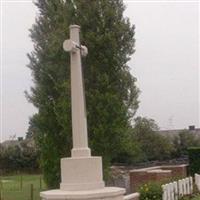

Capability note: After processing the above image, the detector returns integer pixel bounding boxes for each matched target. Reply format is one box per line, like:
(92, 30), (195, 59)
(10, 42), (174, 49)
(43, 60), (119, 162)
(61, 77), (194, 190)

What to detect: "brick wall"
(129, 164), (188, 192)
(161, 165), (187, 178)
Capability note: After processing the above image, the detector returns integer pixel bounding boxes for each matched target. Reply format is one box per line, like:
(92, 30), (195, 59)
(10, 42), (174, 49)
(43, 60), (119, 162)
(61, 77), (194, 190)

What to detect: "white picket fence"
(123, 174), (200, 200)
(162, 177), (193, 200)
(195, 173), (200, 191)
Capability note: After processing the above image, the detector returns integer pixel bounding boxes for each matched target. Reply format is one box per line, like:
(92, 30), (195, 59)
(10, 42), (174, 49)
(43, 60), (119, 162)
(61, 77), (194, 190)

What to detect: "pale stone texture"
(59, 25), (105, 192)
(40, 24), (125, 200)
(124, 193), (139, 200)
(66, 25), (90, 158)
(41, 187), (125, 200)
(162, 177), (194, 200)
(60, 157), (104, 191)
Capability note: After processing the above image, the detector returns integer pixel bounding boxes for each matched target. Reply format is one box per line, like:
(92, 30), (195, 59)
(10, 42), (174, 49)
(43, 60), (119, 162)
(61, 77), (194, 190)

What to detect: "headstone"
(195, 174), (200, 191)
(40, 25), (125, 200)
(189, 177), (193, 194)
(162, 185), (167, 200)
(178, 180), (183, 197)
(173, 182), (178, 200)
(169, 183), (174, 200)
(166, 184), (171, 200)
(186, 177), (190, 195)
(183, 179), (187, 195)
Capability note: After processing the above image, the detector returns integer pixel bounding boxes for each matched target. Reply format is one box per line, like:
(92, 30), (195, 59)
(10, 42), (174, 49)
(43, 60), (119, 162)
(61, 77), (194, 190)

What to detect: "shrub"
(139, 182), (162, 200)
(188, 147), (200, 175)
(133, 117), (174, 161)
(0, 141), (39, 173)
(172, 131), (200, 158)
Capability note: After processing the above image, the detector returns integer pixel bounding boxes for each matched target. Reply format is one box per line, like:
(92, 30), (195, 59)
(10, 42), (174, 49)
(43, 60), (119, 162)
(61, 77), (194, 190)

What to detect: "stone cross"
(40, 25), (125, 199)
(63, 25), (91, 158)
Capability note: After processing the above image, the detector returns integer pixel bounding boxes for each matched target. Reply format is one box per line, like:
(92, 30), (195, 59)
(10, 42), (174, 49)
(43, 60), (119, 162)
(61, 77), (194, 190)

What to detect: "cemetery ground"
(0, 169), (199, 200)
(182, 195), (200, 200)
(192, 196), (200, 200)
(194, 196), (200, 199)
(0, 174), (46, 200)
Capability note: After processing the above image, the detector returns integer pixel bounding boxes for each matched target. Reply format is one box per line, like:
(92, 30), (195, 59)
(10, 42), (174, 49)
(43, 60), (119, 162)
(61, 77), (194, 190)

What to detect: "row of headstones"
(195, 174), (200, 191)
(162, 177), (193, 200)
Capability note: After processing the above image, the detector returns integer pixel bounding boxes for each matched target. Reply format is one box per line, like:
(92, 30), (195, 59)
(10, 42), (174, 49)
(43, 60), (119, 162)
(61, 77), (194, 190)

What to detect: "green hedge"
(188, 147), (200, 175)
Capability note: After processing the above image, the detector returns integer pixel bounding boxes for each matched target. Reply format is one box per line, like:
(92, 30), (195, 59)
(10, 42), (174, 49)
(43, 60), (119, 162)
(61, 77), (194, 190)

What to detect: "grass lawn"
(0, 174), (46, 200)
(193, 196), (200, 200)
(184, 195), (200, 200)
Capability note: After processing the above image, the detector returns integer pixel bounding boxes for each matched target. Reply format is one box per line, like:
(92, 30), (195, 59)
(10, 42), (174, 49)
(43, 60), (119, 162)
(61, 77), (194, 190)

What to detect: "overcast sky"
(0, 0), (199, 142)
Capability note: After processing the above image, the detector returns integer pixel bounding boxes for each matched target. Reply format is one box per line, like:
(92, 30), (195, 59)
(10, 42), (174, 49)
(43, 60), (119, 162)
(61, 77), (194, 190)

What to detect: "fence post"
(0, 178), (3, 200)
(20, 175), (23, 190)
(30, 184), (33, 200)
(0, 180), (2, 191)
(0, 188), (2, 200)
(40, 176), (42, 189)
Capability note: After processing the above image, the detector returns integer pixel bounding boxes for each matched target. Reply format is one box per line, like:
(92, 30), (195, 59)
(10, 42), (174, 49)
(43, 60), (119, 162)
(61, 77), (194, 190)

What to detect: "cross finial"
(63, 25), (88, 57)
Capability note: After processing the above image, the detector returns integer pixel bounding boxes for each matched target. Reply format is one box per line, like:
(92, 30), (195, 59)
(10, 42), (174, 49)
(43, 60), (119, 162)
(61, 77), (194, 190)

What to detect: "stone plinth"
(60, 157), (105, 191)
(124, 193), (140, 200)
(41, 187), (125, 200)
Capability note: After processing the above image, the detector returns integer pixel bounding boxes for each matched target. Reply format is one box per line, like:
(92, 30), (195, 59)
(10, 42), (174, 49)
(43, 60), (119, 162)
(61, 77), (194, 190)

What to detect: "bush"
(172, 131), (200, 158)
(188, 147), (200, 175)
(0, 140), (40, 173)
(133, 117), (174, 161)
(139, 182), (162, 200)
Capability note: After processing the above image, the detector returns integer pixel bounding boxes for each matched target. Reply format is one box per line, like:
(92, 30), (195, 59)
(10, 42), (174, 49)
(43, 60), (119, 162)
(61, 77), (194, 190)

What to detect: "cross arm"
(63, 39), (88, 57)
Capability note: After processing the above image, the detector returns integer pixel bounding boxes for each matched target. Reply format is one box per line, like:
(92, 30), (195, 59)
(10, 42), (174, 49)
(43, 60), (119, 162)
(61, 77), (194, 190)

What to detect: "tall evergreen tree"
(27, 0), (139, 188)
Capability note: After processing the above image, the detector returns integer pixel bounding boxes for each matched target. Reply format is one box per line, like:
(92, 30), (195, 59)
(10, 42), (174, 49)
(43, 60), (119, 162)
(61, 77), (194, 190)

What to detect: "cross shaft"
(63, 25), (91, 157)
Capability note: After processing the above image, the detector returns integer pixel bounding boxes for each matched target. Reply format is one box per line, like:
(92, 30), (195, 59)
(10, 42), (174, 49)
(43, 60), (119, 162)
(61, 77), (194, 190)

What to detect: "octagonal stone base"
(40, 187), (125, 200)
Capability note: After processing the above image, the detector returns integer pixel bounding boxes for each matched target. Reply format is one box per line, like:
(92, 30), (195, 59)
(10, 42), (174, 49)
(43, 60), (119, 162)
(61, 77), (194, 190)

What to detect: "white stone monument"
(40, 25), (125, 200)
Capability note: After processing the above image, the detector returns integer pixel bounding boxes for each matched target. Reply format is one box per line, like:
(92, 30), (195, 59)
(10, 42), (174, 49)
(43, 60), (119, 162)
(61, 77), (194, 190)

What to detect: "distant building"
(159, 126), (200, 137)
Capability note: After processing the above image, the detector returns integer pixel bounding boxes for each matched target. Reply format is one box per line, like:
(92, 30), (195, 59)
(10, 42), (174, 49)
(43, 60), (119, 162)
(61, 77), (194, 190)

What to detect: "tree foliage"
(0, 141), (39, 173)
(27, 0), (139, 188)
(188, 147), (200, 175)
(133, 117), (174, 161)
(172, 130), (200, 158)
